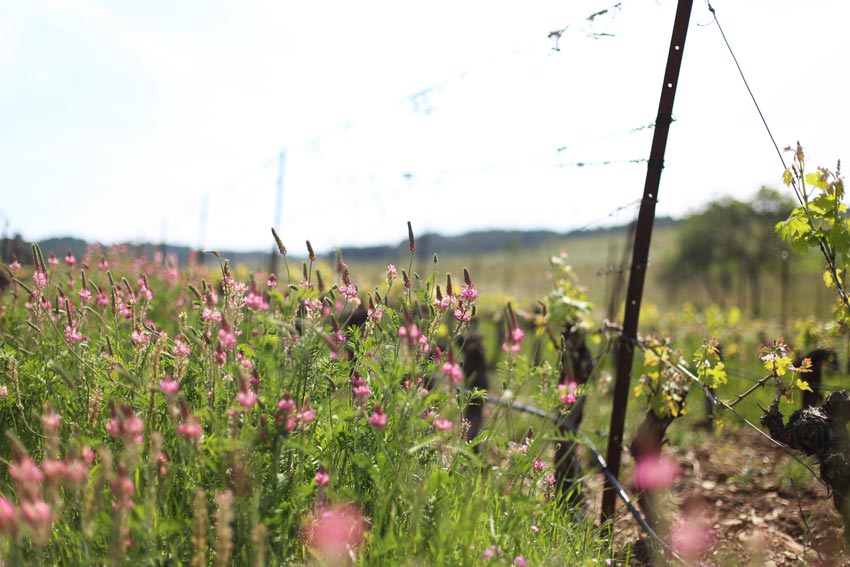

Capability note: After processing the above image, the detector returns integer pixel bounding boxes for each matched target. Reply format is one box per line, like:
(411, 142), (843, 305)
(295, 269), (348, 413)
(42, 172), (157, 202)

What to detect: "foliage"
(544, 253), (593, 331)
(776, 143), (850, 324)
(0, 239), (615, 566)
(633, 336), (689, 419)
(662, 187), (795, 316)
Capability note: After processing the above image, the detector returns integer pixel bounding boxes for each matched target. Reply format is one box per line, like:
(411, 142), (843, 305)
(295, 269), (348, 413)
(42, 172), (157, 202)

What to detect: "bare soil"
(602, 427), (848, 566)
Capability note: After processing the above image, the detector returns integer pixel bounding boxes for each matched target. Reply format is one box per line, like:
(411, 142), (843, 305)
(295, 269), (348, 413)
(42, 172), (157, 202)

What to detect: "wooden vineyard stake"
(601, 0), (694, 522)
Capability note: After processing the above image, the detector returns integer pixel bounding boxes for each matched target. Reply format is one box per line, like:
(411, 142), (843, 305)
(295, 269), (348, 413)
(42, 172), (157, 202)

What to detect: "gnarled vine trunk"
(554, 328), (594, 506)
(760, 390), (850, 542)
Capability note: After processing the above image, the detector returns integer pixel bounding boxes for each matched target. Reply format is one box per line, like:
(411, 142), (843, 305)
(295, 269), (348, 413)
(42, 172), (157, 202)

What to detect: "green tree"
(662, 187), (795, 316)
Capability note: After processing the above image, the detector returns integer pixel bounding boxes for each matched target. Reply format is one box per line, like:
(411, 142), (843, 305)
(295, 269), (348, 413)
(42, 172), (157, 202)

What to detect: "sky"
(1, 0), (848, 254)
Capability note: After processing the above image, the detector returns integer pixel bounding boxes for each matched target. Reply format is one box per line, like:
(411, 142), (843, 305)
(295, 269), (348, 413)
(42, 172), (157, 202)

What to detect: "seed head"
(270, 228), (287, 255)
(407, 221), (415, 253)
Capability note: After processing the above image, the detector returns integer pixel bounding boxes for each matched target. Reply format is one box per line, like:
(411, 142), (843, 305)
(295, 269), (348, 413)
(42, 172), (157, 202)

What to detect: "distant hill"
(2, 217), (677, 268)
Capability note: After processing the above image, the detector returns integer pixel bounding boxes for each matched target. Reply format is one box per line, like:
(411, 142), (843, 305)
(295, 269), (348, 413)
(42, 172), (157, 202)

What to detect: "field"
(0, 212), (848, 566)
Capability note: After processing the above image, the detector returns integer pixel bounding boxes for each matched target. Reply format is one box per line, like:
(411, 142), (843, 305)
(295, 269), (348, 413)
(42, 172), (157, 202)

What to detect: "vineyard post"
(601, 0), (693, 521)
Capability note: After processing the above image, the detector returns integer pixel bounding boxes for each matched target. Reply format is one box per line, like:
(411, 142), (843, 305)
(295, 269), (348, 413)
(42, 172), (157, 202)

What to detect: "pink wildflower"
(40, 409), (61, 435)
(9, 257), (21, 272)
(532, 458), (545, 474)
(172, 336), (191, 357)
(296, 402), (316, 424)
(159, 374), (179, 395)
(130, 329), (149, 346)
(314, 467), (330, 487)
(303, 504), (366, 565)
(245, 292), (269, 311)
(47, 252), (59, 267)
(418, 334), (430, 354)
(111, 474), (135, 512)
(277, 394), (296, 412)
(461, 284), (478, 300)
(106, 405), (144, 445)
(78, 287), (92, 302)
(177, 416), (203, 439)
(202, 308), (222, 322)
(98, 257), (109, 271)
(669, 498), (716, 559)
(266, 273), (277, 288)
(502, 327), (525, 353)
(218, 323), (237, 350)
(369, 404), (388, 428)
(0, 496), (16, 533)
(64, 251), (76, 266)
(433, 416), (452, 432)
(9, 456), (44, 486)
(453, 308), (471, 323)
(19, 499), (52, 528)
(64, 324), (85, 345)
(558, 381), (578, 405)
(441, 360), (463, 384)
(236, 389), (258, 409)
(41, 458), (67, 481)
(64, 459), (89, 486)
(633, 454), (680, 491)
(481, 545), (501, 559)
(32, 270), (47, 290)
(514, 557), (528, 567)
(96, 289), (109, 308)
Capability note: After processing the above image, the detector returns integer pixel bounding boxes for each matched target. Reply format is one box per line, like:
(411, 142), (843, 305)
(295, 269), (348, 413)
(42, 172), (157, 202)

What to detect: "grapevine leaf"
(783, 169), (794, 186)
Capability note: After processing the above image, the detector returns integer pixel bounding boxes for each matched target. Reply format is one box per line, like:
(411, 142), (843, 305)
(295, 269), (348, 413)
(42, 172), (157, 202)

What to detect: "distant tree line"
(660, 187), (796, 318)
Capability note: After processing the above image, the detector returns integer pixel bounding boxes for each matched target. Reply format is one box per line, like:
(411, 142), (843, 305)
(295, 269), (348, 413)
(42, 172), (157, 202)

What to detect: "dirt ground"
(599, 427), (848, 566)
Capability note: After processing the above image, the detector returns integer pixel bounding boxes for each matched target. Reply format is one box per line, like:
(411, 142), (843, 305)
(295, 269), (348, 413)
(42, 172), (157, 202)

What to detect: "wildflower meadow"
(0, 232), (617, 566)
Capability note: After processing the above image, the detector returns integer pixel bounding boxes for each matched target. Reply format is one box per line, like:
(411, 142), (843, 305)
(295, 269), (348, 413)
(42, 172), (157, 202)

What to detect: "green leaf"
(783, 169), (794, 186)
(824, 270), (837, 289)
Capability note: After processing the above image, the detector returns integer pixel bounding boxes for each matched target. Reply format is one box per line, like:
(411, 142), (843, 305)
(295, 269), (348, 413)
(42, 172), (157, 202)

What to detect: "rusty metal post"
(601, 0), (694, 521)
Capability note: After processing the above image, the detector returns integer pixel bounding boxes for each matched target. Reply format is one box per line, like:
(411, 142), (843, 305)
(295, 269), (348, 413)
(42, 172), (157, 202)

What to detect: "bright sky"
(2, 0), (848, 253)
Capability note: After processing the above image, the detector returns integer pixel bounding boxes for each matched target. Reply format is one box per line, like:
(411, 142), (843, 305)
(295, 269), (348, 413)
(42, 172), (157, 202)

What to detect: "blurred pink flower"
(441, 360), (463, 384)
(303, 504), (366, 566)
(218, 327), (236, 350)
(369, 405), (387, 428)
(9, 456), (44, 487)
(64, 324), (85, 345)
(236, 389), (258, 409)
(177, 416), (203, 439)
(633, 454), (680, 491)
(532, 458), (545, 474)
(433, 416), (452, 432)
(558, 381), (578, 405)
(461, 284), (478, 300)
(78, 287), (92, 302)
(32, 270), (47, 290)
(502, 327), (525, 353)
(159, 375), (179, 395)
(670, 497), (716, 559)
(0, 496), (16, 533)
(64, 251), (76, 266)
(670, 515), (715, 559)
(481, 545), (501, 559)
(277, 394), (296, 412)
(514, 557), (528, 567)
(314, 467), (330, 487)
